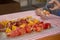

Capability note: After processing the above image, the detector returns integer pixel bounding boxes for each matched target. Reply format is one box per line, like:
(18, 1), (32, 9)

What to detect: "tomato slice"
(7, 31), (16, 37)
(44, 23), (51, 29)
(25, 25), (32, 33)
(33, 24), (42, 32)
(35, 27), (42, 32)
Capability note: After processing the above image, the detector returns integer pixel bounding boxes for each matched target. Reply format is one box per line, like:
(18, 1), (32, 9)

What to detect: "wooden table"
(37, 33), (60, 40)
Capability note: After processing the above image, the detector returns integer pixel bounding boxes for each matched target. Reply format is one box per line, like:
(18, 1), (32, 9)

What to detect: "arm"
(49, 4), (58, 10)
(54, 0), (60, 8)
(48, 0), (55, 3)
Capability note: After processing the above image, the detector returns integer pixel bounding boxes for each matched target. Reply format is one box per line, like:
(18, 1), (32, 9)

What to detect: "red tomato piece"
(44, 23), (51, 29)
(36, 27), (42, 32)
(19, 28), (26, 35)
(7, 31), (16, 37)
(33, 24), (42, 32)
(25, 25), (32, 33)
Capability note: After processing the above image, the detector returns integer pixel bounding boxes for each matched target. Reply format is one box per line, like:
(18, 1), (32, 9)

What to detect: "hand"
(35, 8), (43, 16)
(49, 5), (58, 10)
(49, 0), (59, 10)
(35, 8), (46, 20)
(35, 8), (50, 20)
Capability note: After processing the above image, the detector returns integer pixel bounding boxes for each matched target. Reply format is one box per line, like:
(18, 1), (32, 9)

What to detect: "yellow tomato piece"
(11, 19), (15, 22)
(28, 23), (32, 26)
(28, 20), (34, 25)
(1, 20), (9, 27)
(27, 16), (32, 19)
(33, 19), (39, 23)
(28, 23), (34, 26)
(6, 28), (11, 33)
(20, 24), (26, 28)
(12, 25), (17, 30)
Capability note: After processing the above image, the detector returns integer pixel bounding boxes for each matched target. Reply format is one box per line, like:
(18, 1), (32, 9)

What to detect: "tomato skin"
(0, 23), (6, 32)
(25, 25), (32, 33)
(7, 27), (21, 37)
(5, 17), (51, 38)
(0, 23), (4, 29)
(33, 26), (42, 32)
(13, 30), (19, 36)
(35, 27), (42, 32)
(14, 27), (25, 36)
(43, 23), (51, 29)
(33, 24), (42, 32)
(7, 31), (16, 37)
(7, 30), (19, 37)
(40, 22), (44, 24)
(37, 22), (44, 30)
(19, 28), (26, 35)
(39, 23), (44, 27)
(16, 27), (26, 35)
(16, 27), (21, 35)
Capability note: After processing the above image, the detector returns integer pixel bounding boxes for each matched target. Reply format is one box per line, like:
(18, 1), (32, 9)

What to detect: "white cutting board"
(0, 10), (60, 40)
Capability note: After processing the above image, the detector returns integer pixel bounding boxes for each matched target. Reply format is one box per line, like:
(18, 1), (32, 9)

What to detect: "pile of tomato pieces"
(5, 16), (51, 37)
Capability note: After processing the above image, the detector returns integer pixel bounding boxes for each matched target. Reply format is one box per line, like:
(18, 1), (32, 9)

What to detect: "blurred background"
(0, 0), (47, 15)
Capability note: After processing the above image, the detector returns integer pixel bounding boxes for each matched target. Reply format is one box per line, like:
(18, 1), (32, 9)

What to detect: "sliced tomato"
(7, 27), (21, 37)
(25, 25), (32, 33)
(33, 24), (42, 32)
(38, 22), (44, 30)
(44, 23), (51, 29)
(35, 27), (42, 32)
(19, 28), (26, 35)
(16, 27), (22, 35)
(34, 27), (42, 32)
(7, 31), (16, 37)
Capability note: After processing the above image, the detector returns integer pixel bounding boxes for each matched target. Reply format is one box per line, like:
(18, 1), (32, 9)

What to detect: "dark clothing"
(43, 0), (60, 16)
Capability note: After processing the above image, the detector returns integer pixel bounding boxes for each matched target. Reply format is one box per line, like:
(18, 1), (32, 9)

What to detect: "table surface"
(37, 33), (60, 40)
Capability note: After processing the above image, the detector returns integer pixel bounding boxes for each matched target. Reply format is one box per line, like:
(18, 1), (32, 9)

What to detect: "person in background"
(36, 0), (60, 16)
